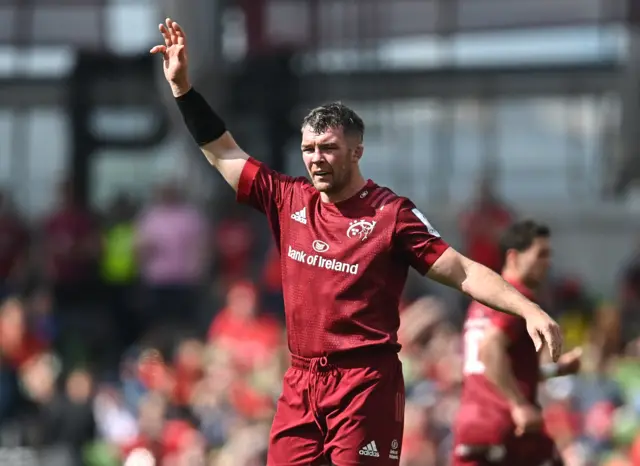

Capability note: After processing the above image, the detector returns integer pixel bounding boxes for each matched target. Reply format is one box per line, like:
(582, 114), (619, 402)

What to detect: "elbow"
(459, 258), (494, 298)
(458, 258), (477, 296)
(459, 276), (472, 296)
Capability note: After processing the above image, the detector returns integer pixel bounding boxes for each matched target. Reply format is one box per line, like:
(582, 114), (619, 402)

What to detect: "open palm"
(150, 18), (189, 89)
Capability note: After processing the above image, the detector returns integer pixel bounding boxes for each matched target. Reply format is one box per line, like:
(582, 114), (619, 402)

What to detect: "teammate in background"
(151, 19), (563, 466)
(453, 220), (582, 466)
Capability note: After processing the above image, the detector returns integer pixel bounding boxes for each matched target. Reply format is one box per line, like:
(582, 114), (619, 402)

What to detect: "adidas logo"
(291, 207), (307, 224)
(359, 441), (380, 457)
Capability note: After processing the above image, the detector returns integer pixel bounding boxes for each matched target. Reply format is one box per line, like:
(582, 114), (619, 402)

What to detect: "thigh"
(268, 367), (326, 466)
(451, 404), (512, 466)
(323, 358), (405, 466)
(453, 404), (513, 446)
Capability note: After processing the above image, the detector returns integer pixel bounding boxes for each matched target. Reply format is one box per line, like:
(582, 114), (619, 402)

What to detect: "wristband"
(540, 363), (559, 379)
(175, 87), (227, 145)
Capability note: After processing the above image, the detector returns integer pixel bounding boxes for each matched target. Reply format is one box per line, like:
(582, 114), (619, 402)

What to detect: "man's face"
(227, 283), (257, 320)
(514, 236), (552, 287)
(301, 125), (361, 194)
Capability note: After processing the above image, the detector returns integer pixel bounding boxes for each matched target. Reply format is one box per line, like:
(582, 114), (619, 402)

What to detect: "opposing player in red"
(453, 220), (582, 466)
(151, 19), (563, 466)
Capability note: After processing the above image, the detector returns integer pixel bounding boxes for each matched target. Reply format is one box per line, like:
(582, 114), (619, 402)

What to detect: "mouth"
(313, 171), (331, 179)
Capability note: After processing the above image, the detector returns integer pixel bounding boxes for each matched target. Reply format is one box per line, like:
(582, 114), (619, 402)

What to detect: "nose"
(310, 148), (325, 163)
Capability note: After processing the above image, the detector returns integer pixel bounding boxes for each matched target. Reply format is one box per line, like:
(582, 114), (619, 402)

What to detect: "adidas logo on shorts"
(291, 207), (307, 224)
(359, 441), (380, 457)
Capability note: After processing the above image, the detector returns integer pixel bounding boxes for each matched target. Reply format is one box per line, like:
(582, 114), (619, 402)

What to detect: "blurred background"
(1, 0), (640, 465)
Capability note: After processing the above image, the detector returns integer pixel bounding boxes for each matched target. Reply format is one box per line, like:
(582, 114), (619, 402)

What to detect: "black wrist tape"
(175, 88), (227, 146)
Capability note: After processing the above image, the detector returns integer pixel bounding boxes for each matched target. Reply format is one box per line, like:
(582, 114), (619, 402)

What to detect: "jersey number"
(463, 327), (486, 375)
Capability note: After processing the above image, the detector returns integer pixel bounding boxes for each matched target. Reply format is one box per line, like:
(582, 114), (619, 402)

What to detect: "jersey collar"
(504, 277), (536, 302)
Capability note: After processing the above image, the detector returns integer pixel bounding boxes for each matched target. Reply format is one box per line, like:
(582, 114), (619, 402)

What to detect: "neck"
(320, 173), (367, 204)
(502, 269), (537, 292)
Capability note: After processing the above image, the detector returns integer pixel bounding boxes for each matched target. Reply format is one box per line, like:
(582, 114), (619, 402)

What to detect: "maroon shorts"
(268, 349), (405, 466)
(452, 435), (563, 466)
(452, 404), (563, 466)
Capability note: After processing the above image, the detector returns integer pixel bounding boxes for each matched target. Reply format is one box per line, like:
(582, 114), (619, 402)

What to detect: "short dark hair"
(499, 219), (550, 262)
(301, 102), (365, 141)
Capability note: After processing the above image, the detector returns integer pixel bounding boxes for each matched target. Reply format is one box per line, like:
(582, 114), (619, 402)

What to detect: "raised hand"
(150, 18), (190, 96)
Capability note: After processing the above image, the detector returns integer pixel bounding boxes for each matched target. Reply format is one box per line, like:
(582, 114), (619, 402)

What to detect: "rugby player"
(453, 220), (581, 466)
(151, 19), (563, 465)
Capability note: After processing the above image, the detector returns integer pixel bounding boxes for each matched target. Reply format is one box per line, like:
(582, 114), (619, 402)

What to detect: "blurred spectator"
(135, 182), (209, 342)
(208, 280), (282, 372)
(212, 206), (255, 288)
(458, 176), (514, 273)
(261, 243), (284, 318)
(0, 298), (47, 421)
(135, 348), (175, 399)
(101, 193), (140, 353)
(18, 356), (95, 466)
(0, 298), (47, 374)
(27, 287), (57, 346)
(42, 179), (101, 309)
(0, 190), (30, 300)
(213, 422), (270, 466)
(171, 338), (205, 412)
(190, 350), (240, 449)
(121, 392), (167, 463)
(398, 296), (446, 386)
(93, 386), (138, 448)
(121, 392), (205, 466)
(402, 401), (438, 466)
(40, 180), (105, 367)
(617, 242), (640, 351)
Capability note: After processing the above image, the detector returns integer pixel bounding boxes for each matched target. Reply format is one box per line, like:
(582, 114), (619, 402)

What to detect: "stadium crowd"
(0, 178), (639, 466)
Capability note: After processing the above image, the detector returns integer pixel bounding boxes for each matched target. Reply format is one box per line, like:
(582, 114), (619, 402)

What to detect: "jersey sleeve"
(394, 200), (450, 275)
(236, 157), (296, 214)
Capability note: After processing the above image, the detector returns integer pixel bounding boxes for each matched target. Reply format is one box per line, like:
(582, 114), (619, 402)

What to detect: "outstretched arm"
(151, 18), (248, 191)
(393, 202), (563, 361)
(428, 248), (538, 318)
(427, 247), (562, 361)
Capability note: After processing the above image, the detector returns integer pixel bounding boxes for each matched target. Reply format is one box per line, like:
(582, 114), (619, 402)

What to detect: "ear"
(504, 249), (517, 267)
(352, 144), (364, 162)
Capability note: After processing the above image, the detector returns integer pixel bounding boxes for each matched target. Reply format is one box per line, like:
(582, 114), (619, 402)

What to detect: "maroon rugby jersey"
(237, 157), (449, 358)
(460, 279), (540, 411)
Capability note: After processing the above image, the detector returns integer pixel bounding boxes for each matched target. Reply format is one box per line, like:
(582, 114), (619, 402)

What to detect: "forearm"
(172, 82), (248, 190)
(172, 81), (235, 160)
(461, 261), (542, 319)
